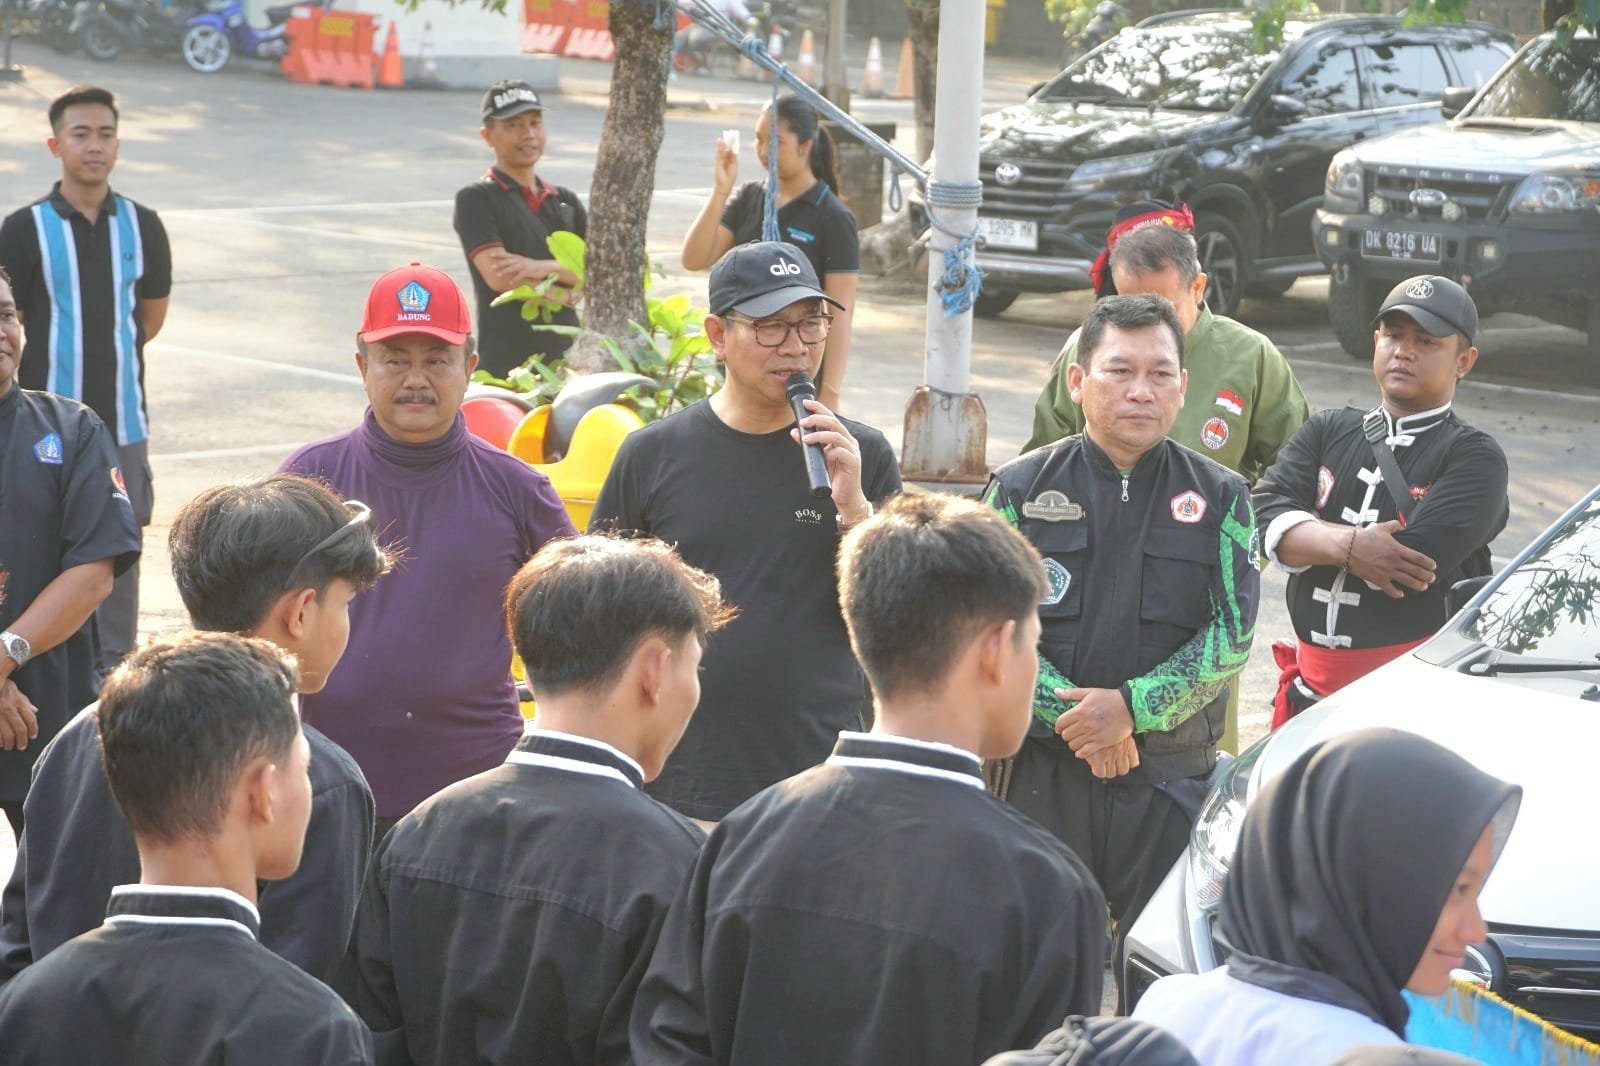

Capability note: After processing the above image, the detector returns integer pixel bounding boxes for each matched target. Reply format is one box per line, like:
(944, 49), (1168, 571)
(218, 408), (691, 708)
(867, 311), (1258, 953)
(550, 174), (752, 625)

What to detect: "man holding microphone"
(589, 241), (900, 826)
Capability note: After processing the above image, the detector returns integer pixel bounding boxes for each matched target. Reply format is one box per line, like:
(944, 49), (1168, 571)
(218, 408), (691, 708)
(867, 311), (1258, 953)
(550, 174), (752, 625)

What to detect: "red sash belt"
(1271, 636), (1428, 730)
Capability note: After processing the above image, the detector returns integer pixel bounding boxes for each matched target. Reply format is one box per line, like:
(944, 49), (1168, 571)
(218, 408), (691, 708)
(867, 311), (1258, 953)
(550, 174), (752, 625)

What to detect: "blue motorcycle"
(181, 0), (293, 72)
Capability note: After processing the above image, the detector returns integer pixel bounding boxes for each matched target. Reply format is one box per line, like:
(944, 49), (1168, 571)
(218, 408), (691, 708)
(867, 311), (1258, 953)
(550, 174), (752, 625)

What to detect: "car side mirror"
(1267, 94), (1308, 124)
(1440, 86), (1475, 120)
(1446, 574), (1492, 617)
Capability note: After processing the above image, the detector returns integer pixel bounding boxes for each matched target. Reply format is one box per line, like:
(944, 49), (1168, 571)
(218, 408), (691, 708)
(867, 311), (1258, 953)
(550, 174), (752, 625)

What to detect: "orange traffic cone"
(861, 35), (884, 97)
(377, 20), (404, 88)
(797, 28), (816, 84)
(892, 35), (913, 99)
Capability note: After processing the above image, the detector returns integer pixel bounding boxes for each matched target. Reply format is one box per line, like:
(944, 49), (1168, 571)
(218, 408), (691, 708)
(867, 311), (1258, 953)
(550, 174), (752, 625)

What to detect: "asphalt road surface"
(2, 42), (1597, 879)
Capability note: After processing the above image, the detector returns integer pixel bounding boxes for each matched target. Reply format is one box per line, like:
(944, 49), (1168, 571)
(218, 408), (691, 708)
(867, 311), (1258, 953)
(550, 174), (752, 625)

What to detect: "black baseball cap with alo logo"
(481, 80), (544, 122)
(1373, 275), (1479, 345)
(709, 241), (847, 318)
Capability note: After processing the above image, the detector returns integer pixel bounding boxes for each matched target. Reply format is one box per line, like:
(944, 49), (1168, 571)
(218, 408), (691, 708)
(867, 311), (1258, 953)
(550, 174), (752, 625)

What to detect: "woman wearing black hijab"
(1132, 727), (1520, 1064)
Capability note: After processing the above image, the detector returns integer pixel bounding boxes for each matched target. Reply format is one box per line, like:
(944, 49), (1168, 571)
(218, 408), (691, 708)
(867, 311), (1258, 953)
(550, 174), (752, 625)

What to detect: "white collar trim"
(517, 727), (645, 782)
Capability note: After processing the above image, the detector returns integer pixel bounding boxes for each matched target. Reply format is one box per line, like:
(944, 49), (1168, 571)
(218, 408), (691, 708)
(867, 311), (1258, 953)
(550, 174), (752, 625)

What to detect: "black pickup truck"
(1314, 30), (1600, 377)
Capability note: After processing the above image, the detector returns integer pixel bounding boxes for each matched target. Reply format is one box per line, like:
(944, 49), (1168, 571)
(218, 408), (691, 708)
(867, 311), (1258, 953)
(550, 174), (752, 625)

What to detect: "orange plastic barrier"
(282, 6), (377, 90)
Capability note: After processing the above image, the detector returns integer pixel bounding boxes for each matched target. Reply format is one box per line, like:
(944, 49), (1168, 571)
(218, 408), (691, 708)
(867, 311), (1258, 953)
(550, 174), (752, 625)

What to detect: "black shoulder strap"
(1361, 409), (1416, 522)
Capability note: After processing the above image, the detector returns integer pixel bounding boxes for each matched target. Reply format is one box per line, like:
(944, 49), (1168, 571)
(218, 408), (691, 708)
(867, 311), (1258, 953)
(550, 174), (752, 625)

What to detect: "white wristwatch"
(0, 631), (30, 670)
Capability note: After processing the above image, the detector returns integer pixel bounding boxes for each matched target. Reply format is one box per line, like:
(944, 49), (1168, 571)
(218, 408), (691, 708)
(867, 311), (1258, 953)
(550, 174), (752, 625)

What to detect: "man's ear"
(465, 349), (479, 378)
(47, 136), (62, 159)
(976, 618), (1016, 687)
(1178, 366), (1189, 407)
(241, 756), (279, 830)
(1456, 344), (1479, 381)
(1191, 271), (1209, 308)
(704, 314), (728, 360)
(633, 635), (673, 709)
(1065, 360), (1087, 405)
(275, 587), (319, 642)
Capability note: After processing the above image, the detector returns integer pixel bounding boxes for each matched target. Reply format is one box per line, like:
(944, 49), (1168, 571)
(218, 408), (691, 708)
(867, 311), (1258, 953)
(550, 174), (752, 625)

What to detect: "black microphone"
(785, 372), (833, 500)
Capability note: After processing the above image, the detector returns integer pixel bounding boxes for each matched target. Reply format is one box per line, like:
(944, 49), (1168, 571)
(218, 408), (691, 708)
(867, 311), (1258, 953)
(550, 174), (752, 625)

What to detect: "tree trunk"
(575, 2), (673, 371)
(905, 0), (939, 163)
(1543, 0), (1574, 29)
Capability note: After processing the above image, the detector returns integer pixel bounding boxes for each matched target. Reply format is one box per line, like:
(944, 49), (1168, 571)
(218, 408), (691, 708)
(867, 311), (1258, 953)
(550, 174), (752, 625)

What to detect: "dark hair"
(1109, 224), (1202, 291)
(838, 493), (1047, 699)
(1076, 293), (1186, 370)
(0, 264), (11, 289)
(98, 633), (301, 844)
(169, 475), (390, 633)
(49, 86), (119, 132)
(770, 95), (839, 194)
(505, 535), (733, 698)
(356, 334), (477, 359)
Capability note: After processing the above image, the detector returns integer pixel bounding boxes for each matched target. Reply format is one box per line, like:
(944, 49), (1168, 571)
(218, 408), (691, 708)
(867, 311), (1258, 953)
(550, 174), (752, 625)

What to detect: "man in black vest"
(1254, 276), (1507, 722)
(453, 80), (587, 378)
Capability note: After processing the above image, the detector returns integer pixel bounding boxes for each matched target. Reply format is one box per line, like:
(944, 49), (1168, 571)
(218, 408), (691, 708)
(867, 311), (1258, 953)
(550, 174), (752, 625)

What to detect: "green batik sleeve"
(985, 478), (1078, 728)
(1126, 488), (1260, 733)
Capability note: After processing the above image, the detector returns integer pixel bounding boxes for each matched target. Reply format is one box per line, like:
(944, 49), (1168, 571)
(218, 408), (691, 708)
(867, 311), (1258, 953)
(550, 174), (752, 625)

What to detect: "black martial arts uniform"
(350, 729), (704, 1066)
(0, 884), (373, 1064)
(1253, 404), (1508, 703)
(630, 732), (1106, 1066)
(0, 704), (373, 987)
(984, 434), (1259, 945)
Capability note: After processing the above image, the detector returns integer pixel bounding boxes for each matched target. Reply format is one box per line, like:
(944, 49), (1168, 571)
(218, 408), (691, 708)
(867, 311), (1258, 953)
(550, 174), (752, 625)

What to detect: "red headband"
(1089, 204), (1197, 296)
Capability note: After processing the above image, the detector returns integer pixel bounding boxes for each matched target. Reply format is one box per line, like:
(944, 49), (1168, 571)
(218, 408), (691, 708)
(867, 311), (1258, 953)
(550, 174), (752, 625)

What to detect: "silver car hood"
(1255, 653), (1599, 933)
(1356, 119), (1600, 176)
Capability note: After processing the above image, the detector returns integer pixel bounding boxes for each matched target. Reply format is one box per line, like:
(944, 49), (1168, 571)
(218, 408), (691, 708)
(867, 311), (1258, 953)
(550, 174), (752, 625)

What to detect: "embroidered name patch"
(1171, 490), (1206, 524)
(1023, 490), (1085, 522)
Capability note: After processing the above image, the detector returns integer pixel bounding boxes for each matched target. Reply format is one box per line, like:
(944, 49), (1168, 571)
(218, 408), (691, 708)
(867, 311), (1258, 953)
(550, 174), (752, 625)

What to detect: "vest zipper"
(1121, 475), (1130, 503)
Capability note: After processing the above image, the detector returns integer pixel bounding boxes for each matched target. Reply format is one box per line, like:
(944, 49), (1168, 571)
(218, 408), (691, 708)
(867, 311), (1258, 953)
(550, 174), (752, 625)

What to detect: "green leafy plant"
(474, 237), (721, 423)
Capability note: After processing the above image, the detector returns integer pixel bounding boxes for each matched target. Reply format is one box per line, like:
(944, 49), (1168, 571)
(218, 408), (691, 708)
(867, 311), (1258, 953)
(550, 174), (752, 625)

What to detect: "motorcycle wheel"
(80, 14), (122, 61)
(43, 8), (77, 52)
(183, 24), (230, 72)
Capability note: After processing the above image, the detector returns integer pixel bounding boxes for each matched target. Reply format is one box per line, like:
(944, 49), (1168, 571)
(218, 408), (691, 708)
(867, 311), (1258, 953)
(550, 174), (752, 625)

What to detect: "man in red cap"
(280, 264), (576, 841)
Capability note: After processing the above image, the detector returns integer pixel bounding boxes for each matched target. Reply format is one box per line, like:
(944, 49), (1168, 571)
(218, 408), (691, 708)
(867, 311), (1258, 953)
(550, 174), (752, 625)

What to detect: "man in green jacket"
(1025, 223), (1308, 484)
(1026, 221), (1307, 752)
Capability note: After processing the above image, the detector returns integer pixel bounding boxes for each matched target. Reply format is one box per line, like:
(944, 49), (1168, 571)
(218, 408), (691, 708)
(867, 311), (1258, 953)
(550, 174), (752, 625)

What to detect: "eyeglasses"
(284, 501), (373, 591)
(723, 314), (833, 348)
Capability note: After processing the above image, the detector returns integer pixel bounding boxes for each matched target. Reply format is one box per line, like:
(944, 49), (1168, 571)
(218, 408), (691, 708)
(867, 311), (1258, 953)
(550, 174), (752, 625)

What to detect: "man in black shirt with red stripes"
(453, 80), (587, 378)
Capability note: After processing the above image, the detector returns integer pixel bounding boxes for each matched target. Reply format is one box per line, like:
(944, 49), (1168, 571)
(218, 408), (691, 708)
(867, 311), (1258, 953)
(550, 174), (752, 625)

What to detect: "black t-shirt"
(721, 180), (860, 278)
(0, 186), (172, 446)
(587, 400), (900, 821)
(0, 387), (141, 801)
(453, 168), (588, 379)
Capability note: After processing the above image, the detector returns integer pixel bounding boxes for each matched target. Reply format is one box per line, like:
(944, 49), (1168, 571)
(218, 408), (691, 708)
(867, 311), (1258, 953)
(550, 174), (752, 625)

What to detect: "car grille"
(979, 159), (1079, 222)
(1494, 930), (1600, 1041)
(1366, 167), (1518, 223)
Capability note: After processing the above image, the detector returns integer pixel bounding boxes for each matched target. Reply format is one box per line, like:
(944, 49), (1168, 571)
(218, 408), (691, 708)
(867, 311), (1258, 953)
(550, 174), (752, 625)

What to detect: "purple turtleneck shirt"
(280, 409), (576, 817)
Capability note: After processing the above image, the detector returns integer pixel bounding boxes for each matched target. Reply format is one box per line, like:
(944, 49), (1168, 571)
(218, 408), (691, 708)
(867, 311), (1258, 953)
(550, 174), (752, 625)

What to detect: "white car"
(1123, 483), (1600, 1041)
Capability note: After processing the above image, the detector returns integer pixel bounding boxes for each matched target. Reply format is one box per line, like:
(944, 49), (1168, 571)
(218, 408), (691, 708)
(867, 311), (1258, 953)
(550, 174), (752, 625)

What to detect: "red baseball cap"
(360, 263), (471, 345)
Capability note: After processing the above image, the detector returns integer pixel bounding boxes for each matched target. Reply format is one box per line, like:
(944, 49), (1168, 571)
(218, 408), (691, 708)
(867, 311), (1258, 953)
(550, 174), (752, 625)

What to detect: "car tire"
(1329, 266), (1387, 360)
(1194, 211), (1245, 317)
(973, 287), (1019, 318)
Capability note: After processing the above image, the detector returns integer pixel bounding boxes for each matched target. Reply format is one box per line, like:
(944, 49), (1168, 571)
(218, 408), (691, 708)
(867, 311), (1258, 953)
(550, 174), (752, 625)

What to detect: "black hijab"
(1218, 727), (1520, 1037)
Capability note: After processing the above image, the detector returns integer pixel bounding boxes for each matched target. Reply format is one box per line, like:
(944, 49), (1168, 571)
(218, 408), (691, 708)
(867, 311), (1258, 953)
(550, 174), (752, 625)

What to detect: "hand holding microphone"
(786, 372), (873, 524)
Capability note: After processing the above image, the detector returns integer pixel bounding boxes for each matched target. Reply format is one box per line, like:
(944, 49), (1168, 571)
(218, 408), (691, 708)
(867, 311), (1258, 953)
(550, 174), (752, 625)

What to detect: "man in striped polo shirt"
(0, 85), (172, 672)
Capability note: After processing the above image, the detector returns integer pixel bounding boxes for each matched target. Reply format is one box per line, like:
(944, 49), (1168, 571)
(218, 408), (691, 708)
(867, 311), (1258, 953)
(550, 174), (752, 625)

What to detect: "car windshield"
(1465, 493), (1600, 663)
(1463, 37), (1600, 122)
(1038, 25), (1285, 112)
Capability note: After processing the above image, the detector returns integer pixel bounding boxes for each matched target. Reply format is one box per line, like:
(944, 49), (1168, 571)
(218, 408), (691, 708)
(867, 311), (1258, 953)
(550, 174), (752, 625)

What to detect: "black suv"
(1315, 30), (1600, 377)
(967, 11), (1512, 317)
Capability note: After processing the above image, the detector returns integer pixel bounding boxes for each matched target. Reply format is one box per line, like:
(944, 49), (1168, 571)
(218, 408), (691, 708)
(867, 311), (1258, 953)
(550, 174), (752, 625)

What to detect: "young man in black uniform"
(589, 241), (900, 825)
(0, 265), (139, 841)
(0, 633), (373, 1064)
(349, 535), (728, 1065)
(630, 493), (1106, 1066)
(0, 86), (173, 672)
(1254, 276), (1508, 721)
(0, 475), (388, 988)
(984, 294), (1259, 983)
(453, 80), (587, 378)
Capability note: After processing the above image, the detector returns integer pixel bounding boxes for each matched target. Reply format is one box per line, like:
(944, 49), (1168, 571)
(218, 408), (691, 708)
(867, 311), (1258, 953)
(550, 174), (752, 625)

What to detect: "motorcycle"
(10, 0), (80, 53)
(73, 0), (200, 61)
(181, 0), (294, 73)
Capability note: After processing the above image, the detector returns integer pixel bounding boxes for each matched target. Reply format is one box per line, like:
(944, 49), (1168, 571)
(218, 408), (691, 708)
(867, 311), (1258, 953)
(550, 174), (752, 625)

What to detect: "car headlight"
(1186, 737), (1267, 913)
(1324, 149), (1364, 212)
(1509, 173), (1600, 215)
(1072, 147), (1178, 185)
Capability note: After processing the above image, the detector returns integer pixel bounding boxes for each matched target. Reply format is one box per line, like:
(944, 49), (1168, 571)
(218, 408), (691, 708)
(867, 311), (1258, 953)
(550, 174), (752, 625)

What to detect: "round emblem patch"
(1316, 466), (1335, 510)
(1171, 490), (1207, 524)
(1200, 417), (1230, 451)
(1405, 278), (1435, 299)
(1041, 559), (1071, 606)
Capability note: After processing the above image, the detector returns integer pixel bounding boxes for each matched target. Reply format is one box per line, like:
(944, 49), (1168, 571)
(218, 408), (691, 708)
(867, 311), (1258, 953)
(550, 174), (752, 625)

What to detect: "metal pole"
(822, 0), (849, 108)
(900, 0), (989, 486)
(1, 0), (26, 82)
(923, 0), (982, 393)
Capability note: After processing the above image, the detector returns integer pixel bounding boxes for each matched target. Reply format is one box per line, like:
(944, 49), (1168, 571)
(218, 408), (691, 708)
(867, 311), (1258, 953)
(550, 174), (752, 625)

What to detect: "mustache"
(393, 393), (437, 405)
